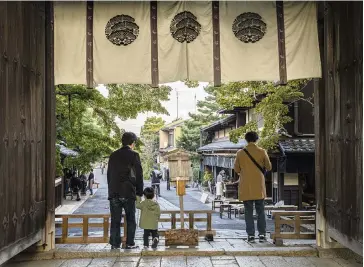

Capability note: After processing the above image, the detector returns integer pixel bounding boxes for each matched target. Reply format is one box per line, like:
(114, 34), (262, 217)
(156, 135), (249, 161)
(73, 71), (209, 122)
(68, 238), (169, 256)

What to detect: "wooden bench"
(93, 182), (100, 189)
(231, 204), (245, 218)
(270, 211), (316, 246)
(265, 205), (298, 218)
(219, 201), (244, 219)
(212, 199), (223, 210)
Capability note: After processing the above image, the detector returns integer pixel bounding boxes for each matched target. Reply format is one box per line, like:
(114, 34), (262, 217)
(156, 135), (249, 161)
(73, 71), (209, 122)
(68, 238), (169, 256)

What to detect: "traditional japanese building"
(198, 81), (316, 208)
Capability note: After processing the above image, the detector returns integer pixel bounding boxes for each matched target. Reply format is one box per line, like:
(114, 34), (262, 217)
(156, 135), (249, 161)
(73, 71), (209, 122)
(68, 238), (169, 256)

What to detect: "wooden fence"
(55, 210), (215, 246)
(270, 211), (316, 246)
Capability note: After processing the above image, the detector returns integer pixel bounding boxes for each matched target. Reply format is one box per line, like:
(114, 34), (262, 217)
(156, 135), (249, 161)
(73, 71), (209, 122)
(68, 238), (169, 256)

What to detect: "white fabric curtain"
(157, 1), (213, 83)
(93, 2), (152, 84)
(284, 2), (321, 80)
(53, 1), (321, 86)
(54, 2), (86, 85)
(220, 1), (280, 82)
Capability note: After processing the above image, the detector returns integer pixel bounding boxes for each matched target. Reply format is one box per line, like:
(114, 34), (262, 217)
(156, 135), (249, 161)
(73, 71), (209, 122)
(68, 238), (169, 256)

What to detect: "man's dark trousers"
(243, 199), (266, 236)
(109, 197), (136, 247)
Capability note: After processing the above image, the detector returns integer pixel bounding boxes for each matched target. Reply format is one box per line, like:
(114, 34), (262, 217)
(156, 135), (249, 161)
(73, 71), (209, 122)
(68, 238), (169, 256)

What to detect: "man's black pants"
(109, 197), (136, 247)
(167, 180), (170, 190)
(143, 229), (159, 247)
(152, 184), (160, 196)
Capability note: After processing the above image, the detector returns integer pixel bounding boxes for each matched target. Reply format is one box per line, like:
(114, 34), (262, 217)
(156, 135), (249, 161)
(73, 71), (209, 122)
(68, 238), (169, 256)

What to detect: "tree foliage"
(139, 117), (165, 179)
(177, 86), (222, 152)
(212, 80), (310, 150)
(56, 84), (171, 173)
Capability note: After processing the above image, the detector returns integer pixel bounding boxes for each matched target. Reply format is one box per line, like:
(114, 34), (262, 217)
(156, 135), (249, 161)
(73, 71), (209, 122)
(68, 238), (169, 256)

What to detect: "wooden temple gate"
(0, 2), (55, 264)
(0, 1), (362, 264)
(315, 2), (363, 256)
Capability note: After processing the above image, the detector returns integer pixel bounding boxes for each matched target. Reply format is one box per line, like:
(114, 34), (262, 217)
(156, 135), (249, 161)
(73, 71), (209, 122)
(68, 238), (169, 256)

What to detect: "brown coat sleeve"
(263, 150), (272, 171)
(234, 151), (241, 174)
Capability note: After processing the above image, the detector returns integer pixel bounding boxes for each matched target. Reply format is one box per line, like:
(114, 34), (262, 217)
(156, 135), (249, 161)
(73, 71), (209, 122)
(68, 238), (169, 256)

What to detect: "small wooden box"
(165, 229), (199, 246)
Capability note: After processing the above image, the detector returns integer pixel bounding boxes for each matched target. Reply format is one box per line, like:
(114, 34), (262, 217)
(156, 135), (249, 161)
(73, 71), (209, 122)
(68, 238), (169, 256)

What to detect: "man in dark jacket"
(70, 172), (82, 201)
(107, 132), (143, 249)
(150, 166), (162, 197)
(166, 168), (170, 191)
(88, 169), (94, 195)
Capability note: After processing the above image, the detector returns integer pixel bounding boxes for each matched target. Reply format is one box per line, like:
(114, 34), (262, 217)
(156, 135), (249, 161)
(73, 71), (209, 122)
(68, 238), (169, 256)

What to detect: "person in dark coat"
(79, 173), (88, 195)
(70, 172), (82, 201)
(88, 169), (95, 195)
(150, 166), (162, 197)
(107, 132), (143, 249)
(166, 168), (170, 191)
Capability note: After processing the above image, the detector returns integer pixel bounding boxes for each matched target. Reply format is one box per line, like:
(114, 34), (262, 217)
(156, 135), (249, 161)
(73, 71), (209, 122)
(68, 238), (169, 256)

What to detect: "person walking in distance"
(136, 187), (161, 248)
(150, 166), (162, 197)
(88, 169), (95, 195)
(166, 167), (171, 191)
(107, 132), (143, 249)
(234, 131), (272, 243)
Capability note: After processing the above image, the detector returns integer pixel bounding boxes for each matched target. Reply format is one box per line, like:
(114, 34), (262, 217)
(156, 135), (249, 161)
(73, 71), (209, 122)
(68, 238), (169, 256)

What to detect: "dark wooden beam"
(278, 172), (285, 202)
(150, 1), (159, 87)
(44, 1), (56, 250)
(86, 1), (94, 88)
(212, 1), (221, 87)
(276, 1), (287, 85)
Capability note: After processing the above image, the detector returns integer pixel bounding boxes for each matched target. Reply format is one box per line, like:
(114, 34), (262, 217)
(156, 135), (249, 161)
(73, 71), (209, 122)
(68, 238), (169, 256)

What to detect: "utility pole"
(176, 90), (179, 119)
(194, 93), (197, 113)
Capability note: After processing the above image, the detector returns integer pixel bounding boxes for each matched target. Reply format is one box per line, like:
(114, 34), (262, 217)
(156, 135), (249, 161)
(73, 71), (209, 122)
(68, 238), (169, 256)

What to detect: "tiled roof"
(201, 115), (236, 132)
(159, 146), (178, 153)
(279, 139), (315, 153)
(161, 119), (185, 130)
(197, 139), (247, 152)
(56, 144), (79, 157)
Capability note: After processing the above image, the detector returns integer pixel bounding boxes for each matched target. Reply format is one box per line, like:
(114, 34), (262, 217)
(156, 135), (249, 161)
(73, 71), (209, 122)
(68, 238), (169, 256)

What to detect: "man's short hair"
(143, 187), (155, 199)
(121, 132), (137, 146)
(245, 131), (259, 143)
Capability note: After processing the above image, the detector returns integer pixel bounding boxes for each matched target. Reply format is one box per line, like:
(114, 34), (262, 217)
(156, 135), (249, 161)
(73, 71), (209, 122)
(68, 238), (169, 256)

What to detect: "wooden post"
(103, 216), (109, 242)
(274, 214), (283, 246)
(206, 213), (212, 231)
(294, 214), (301, 236)
(62, 217), (68, 243)
(189, 212), (194, 229)
(179, 195), (184, 229)
(83, 216), (89, 243)
(171, 213), (176, 229)
(278, 172), (285, 202)
(44, 1), (56, 251)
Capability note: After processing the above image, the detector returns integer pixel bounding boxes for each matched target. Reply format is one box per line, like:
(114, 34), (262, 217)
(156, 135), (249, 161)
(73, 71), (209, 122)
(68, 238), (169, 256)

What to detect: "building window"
(168, 131), (174, 147)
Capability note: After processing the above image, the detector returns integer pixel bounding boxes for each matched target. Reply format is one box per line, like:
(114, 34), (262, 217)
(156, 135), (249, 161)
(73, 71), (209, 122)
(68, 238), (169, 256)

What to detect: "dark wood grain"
(212, 1), (221, 87)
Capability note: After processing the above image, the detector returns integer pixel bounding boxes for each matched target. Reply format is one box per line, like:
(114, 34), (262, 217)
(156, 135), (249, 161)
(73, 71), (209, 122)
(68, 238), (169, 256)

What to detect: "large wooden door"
(316, 1), (363, 256)
(0, 2), (55, 264)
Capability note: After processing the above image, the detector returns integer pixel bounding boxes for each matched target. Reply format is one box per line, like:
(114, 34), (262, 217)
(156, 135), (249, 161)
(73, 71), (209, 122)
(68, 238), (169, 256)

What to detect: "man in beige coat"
(234, 131), (272, 242)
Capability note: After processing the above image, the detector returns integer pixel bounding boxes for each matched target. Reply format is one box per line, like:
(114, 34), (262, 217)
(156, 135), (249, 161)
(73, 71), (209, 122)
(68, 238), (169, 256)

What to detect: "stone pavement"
(3, 255), (362, 267)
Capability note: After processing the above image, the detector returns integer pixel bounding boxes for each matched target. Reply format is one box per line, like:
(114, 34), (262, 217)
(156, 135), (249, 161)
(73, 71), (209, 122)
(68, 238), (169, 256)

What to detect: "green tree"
(140, 117), (165, 179)
(177, 86), (222, 152)
(56, 84), (171, 173)
(213, 80), (310, 150)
